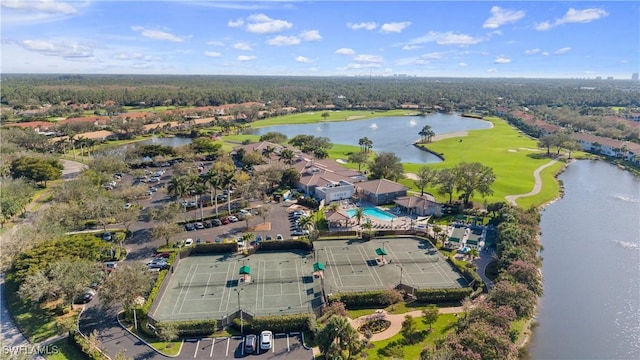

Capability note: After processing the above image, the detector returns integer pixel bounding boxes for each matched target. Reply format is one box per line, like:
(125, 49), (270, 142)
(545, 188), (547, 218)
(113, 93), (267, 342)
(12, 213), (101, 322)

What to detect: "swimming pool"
(346, 207), (397, 221)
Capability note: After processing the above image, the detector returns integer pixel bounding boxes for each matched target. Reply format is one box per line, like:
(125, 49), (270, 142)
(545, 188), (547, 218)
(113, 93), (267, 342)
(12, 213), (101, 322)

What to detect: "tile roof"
(356, 179), (409, 195)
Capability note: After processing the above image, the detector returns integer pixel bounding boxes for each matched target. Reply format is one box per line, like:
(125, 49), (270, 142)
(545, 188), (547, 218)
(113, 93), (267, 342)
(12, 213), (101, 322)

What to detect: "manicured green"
(251, 110), (410, 128)
(366, 313), (458, 359)
(130, 328), (181, 356)
(402, 117), (564, 207)
(47, 339), (90, 360)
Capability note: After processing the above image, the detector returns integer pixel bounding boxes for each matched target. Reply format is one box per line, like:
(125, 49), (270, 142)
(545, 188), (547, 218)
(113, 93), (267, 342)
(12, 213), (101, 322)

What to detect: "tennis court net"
(324, 257), (440, 266)
(177, 276), (314, 288)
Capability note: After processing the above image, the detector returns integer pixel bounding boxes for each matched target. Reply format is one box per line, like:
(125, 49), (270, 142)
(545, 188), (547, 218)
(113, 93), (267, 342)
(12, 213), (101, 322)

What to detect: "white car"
(276, 234), (284, 241)
(260, 330), (273, 350)
(185, 238), (194, 246)
(124, 203), (132, 209)
(227, 215), (238, 223)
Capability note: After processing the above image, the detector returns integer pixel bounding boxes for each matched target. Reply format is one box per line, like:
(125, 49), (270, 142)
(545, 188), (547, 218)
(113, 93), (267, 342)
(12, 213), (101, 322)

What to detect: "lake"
(248, 113), (492, 163)
(528, 160), (640, 359)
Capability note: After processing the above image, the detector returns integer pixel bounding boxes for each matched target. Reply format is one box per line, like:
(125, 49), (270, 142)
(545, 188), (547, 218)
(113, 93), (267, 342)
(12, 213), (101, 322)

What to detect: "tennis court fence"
(325, 256), (440, 266)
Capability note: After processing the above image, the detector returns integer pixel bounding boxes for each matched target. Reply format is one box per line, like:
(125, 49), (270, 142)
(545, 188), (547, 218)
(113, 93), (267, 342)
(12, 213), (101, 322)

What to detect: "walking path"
(348, 306), (463, 342)
(505, 160), (557, 206)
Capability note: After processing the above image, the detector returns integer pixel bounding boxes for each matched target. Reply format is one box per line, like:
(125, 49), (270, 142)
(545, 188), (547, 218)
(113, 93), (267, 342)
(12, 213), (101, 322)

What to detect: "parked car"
(260, 331), (273, 351)
(185, 238), (194, 246)
(185, 223), (196, 231)
(245, 334), (257, 354)
(148, 259), (169, 270)
(148, 177), (160, 183)
(155, 252), (170, 259)
(220, 217), (230, 225)
(227, 215), (238, 223)
(238, 209), (251, 216)
(103, 261), (117, 273)
(276, 234), (284, 241)
(238, 241), (246, 251)
(212, 218), (222, 227)
(73, 292), (94, 304)
(292, 229), (310, 236)
(204, 220), (212, 228)
(256, 235), (263, 243)
(265, 235), (273, 241)
(124, 203), (132, 210)
(194, 222), (205, 230)
(102, 232), (112, 241)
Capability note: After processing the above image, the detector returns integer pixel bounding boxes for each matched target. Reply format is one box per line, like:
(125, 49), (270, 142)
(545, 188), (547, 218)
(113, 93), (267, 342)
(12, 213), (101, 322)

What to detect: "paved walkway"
(505, 160), (557, 206)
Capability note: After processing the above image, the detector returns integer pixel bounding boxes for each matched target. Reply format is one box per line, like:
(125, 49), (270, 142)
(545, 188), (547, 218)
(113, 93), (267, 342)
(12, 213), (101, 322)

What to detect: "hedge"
(141, 269), (167, 314)
(190, 242), (237, 254)
(414, 288), (473, 303)
(328, 290), (388, 308)
(257, 239), (312, 252)
(251, 313), (315, 333)
(156, 319), (217, 337)
(447, 257), (484, 290)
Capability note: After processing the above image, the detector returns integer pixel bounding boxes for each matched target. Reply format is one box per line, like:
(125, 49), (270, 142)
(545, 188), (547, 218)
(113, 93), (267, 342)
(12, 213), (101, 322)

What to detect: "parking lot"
(178, 333), (311, 359)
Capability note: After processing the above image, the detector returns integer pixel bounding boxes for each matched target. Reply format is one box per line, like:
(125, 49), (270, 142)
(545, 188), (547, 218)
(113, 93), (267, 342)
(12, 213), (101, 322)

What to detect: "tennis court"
(315, 238), (468, 294)
(151, 251), (323, 322)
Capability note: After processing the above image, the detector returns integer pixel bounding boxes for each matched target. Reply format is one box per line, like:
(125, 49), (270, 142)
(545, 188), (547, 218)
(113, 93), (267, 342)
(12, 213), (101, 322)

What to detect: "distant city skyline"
(1, 1), (638, 79)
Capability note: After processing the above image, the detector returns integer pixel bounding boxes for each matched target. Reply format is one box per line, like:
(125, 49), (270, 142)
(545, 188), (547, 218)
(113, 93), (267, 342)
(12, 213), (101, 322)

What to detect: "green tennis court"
(314, 238), (468, 294)
(151, 251), (323, 321)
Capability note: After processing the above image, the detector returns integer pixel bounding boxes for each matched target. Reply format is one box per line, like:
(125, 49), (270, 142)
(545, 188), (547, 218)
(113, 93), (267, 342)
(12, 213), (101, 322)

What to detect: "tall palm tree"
(419, 125), (433, 143)
(296, 215), (315, 237)
(220, 171), (236, 214)
(167, 176), (189, 201)
(354, 207), (364, 225)
(202, 169), (223, 217)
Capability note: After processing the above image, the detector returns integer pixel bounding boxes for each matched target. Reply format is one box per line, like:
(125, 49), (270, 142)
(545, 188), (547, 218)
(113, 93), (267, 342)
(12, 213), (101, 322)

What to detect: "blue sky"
(1, 1), (638, 78)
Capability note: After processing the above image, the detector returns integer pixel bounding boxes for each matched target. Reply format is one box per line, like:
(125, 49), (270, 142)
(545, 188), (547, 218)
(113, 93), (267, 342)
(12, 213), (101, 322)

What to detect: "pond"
(247, 113), (492, 163)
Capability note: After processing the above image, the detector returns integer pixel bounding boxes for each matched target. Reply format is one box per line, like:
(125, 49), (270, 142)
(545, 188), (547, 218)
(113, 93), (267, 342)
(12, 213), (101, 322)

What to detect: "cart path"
(505, 160), (558, 206)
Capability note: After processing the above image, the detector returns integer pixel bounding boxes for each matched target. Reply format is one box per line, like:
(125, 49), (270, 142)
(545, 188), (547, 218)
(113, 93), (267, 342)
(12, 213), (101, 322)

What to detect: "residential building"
(355, 179), (409, 205)
(393, 194), (442, 216)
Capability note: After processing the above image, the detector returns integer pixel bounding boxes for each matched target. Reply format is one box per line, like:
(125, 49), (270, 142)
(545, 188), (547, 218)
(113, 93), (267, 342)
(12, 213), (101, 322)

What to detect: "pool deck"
(331, 201), (414, 231)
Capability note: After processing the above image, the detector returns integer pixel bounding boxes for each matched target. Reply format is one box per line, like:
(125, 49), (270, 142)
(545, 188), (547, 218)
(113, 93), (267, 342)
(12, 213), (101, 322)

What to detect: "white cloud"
(347, 22), (378, 30)
(483, 6), (525, 29)
(233, 42), (253, 51)
(536, 8), (608, 31)
(542, 51), (549, 56)
(402, 45), (421, 51)
(335, 48), (355, 55)
(487, 68), (497, 73)
(494, 56), (511, 64)
(237, 55), (256, 61)
(406, 31), (483, 46)
(300, 30), (322, 41)
(620, 59), (629, 64)
(421, 52), (445, 60)
(207, 40), (225, 46)
(347, 63), (381, 69)
(353, 54), (384, 63)
(380, 21), (412, 33)
(20, 39), (93, 57)
(309, 67), (319, 72)
(524, 48), (540, 55)
(245, 13), (292, 34)
(131, 26), (185, 42)
(554, 47), (571, 55)
(267, 35), (300, 46)
(205, 51), (222, 58)
(227, 18), (244, 28)
(296, 56), (312, 63)
(2, 0), (77, 14)
(114, 52), (160, 61)
(458, 62), (468, 67)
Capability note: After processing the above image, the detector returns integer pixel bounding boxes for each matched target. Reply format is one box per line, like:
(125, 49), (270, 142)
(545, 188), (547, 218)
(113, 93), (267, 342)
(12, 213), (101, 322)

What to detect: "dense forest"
(2, 74), (639, 112)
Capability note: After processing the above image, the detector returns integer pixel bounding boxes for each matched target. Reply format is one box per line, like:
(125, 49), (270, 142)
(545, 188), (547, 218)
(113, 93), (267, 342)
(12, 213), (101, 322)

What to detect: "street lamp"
(382, 241), (389, 252)
(235, 288), (244, 334)
(396, 264), (404, 285)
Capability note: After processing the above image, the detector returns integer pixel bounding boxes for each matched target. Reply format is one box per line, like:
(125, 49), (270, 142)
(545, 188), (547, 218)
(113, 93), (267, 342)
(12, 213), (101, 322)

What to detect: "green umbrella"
(375, 247), (388, 256)
(239, 265), (251, 275)
(313, 262), (325, 272)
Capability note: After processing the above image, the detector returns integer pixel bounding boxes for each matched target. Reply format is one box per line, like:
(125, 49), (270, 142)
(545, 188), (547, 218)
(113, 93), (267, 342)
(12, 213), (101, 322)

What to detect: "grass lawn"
(366, 313), (458, 360)
(129, 327), (182, 356)
(401, 116), (565, 207)
(47, 338), (90, 360)
(251, 109), (411, 128)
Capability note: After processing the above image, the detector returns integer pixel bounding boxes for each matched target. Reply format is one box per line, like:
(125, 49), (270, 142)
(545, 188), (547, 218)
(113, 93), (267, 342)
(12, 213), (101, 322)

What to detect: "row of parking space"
(179, 332), (311, 359)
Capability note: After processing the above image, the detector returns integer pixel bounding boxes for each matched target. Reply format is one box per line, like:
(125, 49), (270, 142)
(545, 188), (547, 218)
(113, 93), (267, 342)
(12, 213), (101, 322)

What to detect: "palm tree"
(279, 148), (296, 166)
(358, 137), (373, 153)
(419, 125), (434, 143)
(262, 145), (276, 164)
(354, 207), (364, 225)
(220, 171), (236, 214)
(201, 169), (220, 215)
(467, 248), (479, 261)
(296, 215), (315, 237)
(167, 176), (189, 201)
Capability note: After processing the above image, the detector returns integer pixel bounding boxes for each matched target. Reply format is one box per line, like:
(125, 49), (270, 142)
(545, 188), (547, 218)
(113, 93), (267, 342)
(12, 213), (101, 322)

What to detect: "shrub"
(251, 313), (315, 333)
(141, 270), (167, 314)
(190, 242), (237, 254)
(328, 290), (387, 308)
(257, 239), (312, 252)
(156, 320), (217, 337)
(414, 288), (473, 303)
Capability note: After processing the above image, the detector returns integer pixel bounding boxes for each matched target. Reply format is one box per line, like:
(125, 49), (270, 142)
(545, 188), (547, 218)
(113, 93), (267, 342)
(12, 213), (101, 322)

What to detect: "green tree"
(0, 178), (36, 227)
(158, 322), (179, 343)
(279, 148), (296, 165)
(422, 304), (439, 331)
(454, 162), (496, 206)
(358, 137), (373, 153)
(321, 112), (330, 120)
(99, 262), (153, 311)
(419, 125), (435, 143)
(401, 315), (420, 344)
(152, 222), (182, 248)
(369, 152), (404, 182)
(347, 151), (369, 172)
(435, 168), (457, 204)
(281, 168), (301, 188)
(353, 207), (364, 225)
(261, 145), (276, 164)
(414, 166), (438, 195)
(317, 316), (362, 360)
(10, 157), (62, 187)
